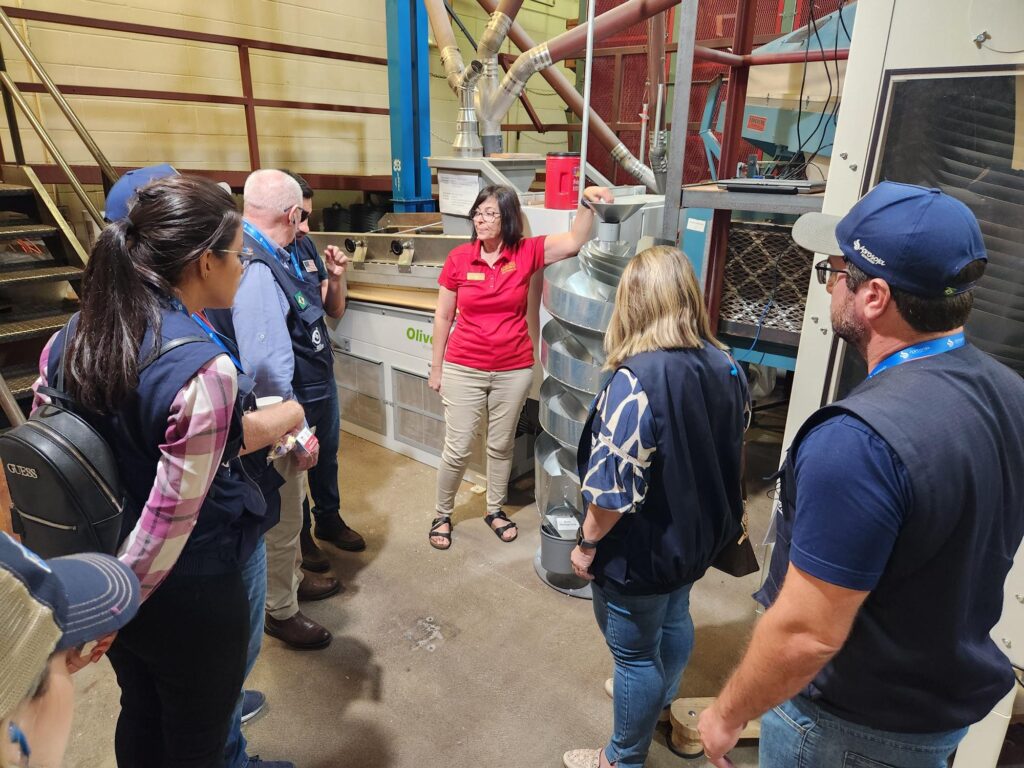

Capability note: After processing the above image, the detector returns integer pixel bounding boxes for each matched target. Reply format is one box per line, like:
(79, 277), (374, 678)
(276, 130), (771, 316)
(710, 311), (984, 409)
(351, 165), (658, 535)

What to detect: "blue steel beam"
(385, 0), (435, 212)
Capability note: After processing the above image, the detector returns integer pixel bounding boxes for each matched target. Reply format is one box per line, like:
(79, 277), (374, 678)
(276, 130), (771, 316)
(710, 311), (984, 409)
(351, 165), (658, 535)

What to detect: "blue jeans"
(224, 538), (267, 768)
(760, 696), (968, 768)
(591, 581), (695, 768)
(302, 392), (341, 522)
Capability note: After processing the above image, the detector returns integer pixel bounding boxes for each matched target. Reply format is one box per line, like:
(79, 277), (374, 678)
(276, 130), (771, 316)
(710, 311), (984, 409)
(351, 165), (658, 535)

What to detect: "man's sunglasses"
(284, 206), (310, 224)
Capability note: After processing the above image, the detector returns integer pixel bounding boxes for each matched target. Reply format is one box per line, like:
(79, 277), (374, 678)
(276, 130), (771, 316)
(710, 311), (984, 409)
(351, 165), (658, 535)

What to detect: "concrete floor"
(63, 419), (784, 768)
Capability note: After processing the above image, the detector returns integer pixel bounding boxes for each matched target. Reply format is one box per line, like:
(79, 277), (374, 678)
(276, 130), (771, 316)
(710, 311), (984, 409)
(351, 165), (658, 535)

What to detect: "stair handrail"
(0, 71), (104, 228)
(0, 7), (118, 191)
(0, 374), (24, 427)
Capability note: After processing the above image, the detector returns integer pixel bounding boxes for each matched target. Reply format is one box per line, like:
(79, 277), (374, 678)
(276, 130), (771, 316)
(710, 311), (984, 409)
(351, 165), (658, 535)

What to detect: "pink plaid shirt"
(32, 333), (239, 601)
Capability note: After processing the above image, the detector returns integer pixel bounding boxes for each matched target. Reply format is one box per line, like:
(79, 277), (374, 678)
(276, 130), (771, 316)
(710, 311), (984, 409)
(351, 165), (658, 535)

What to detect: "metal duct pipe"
(529, 0), (681, 64)
(453, 60), (485, 157)
(477, 0), (659, 190)
(647, 11), (666, 121)
(477, 0), (525, 60)
(424, 0), (467, 92)
(480, 43), (553, 145)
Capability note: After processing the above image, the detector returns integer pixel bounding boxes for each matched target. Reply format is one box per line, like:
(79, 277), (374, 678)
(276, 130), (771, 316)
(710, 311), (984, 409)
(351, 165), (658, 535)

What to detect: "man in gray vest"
(699, 182), (1024, 767)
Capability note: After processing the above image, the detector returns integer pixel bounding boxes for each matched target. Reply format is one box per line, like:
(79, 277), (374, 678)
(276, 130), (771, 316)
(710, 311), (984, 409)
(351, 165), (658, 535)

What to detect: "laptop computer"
(717, 178), (826, 195)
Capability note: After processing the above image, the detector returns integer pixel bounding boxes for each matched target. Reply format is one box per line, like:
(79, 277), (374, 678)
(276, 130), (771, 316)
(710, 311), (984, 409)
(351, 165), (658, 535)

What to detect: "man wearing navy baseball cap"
(700, 182), (1024, 767)
(0, 532), (140, 767)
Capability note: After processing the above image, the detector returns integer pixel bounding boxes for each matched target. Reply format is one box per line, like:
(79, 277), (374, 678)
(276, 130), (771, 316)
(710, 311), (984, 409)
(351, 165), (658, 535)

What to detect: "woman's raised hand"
(582, 186), (614, 205)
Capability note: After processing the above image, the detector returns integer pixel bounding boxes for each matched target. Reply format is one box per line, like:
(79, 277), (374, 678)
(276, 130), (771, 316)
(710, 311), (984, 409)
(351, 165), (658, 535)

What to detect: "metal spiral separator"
(535, 201), (647, 598)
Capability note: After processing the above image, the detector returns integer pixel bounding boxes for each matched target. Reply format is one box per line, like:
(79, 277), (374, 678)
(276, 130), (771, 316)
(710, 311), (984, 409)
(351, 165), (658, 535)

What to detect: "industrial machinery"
(535, 200), (655, 598)
(681, 3), (856, 374)
(323, 1), (669, 490)
(318, 190), (661, 491)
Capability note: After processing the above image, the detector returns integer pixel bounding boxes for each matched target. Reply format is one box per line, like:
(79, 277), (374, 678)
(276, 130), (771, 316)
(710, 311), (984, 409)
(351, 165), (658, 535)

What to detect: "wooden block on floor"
(669, 697), (761, 758)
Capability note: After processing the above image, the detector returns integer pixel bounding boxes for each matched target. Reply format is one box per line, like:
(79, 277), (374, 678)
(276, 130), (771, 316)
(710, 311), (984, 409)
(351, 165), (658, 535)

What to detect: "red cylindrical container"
(545, 152), (581, 210)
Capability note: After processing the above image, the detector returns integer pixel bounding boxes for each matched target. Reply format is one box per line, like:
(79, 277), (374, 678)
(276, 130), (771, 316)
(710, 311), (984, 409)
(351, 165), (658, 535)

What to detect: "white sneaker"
(562, 749), (602, 768)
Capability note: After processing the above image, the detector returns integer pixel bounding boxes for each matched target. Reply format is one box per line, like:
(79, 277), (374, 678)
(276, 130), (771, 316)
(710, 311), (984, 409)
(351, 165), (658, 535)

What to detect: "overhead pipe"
(691, 44), (850, 67)
(475, 0), (527, 154)
(424, 0), (467, 92)
(481, 0), (656, 189)
(477, 0), (525, 60)
(476, 0), (671, 189)
(647, 11), (667, 126)
(578, 0), (597, 206)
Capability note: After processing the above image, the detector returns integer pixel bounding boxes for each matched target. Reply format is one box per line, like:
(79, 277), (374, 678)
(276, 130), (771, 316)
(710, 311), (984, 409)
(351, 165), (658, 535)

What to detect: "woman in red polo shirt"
(427, 183), (612, 550)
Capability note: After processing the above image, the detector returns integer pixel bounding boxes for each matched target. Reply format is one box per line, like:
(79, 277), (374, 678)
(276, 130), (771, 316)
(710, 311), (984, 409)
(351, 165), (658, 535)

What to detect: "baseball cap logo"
(853, 239), (886, 266)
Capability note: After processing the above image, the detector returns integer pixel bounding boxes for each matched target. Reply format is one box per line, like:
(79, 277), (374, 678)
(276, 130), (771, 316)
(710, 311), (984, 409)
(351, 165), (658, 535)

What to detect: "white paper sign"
(686, 217), (707, 233)
(438, 171), (482, 216)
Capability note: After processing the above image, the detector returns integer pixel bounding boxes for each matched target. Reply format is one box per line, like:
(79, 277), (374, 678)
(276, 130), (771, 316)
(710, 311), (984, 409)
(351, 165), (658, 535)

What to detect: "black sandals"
(484, 511), (518, 542)
(429, 516), (452, 551)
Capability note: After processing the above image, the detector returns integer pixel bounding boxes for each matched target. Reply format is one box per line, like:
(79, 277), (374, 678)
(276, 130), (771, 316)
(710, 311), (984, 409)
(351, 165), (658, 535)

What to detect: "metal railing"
(0, 6), (110, 227)
(0, 6), (392, 192)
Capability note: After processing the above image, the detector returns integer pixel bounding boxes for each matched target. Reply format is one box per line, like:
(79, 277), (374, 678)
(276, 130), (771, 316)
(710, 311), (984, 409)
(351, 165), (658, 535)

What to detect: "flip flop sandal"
(484, 511), (518, 542)
(429, 516), (452, 551)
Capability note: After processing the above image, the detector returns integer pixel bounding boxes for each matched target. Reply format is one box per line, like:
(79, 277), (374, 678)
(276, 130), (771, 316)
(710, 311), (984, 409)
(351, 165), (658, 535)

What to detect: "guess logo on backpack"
(6, 463), (38, 479)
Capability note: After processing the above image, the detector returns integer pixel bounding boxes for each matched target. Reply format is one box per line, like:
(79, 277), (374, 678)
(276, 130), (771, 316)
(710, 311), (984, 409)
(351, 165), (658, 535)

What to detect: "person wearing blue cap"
(102, 163), (179, 222)
(0, 532), (140, 768)
(699, 182), (1024, 767)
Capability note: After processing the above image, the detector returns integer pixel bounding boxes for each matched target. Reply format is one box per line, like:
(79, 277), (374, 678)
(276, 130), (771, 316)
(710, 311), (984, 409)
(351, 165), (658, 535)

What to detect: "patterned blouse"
(580, 369), (657, 514)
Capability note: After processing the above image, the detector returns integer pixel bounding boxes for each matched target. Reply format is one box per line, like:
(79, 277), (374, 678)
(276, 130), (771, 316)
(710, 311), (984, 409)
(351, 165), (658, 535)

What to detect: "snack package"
(267, 425), (318, 462)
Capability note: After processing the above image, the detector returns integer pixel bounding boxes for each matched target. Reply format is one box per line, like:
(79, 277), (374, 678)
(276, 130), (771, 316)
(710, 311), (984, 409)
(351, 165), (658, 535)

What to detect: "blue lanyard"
(868, 331), (965, 378)
(242, 220), (302, 279)
(191, 313), (245, 373)
(168, 297), (244, 372)
(8, 721), (30, 765)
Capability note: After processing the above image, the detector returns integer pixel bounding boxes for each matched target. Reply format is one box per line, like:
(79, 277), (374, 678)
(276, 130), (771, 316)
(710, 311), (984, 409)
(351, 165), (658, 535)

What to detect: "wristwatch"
(576, 528), (599, 550)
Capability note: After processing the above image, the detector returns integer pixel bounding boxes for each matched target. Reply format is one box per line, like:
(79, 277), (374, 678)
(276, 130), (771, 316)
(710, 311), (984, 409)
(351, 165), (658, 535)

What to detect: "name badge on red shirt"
(500, 262), (517, 274)
(467, 272), (486, 281)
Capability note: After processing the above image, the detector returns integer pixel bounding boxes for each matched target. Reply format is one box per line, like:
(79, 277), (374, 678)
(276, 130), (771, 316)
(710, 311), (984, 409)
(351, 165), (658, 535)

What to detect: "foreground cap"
(103, 163), (178, 221)
(0, 533), (139, 718)
(792, 181), (987, 297)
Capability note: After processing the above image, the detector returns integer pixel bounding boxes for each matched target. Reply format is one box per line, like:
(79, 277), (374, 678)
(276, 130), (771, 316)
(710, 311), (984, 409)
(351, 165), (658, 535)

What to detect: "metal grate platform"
(0, 307), (74, 343)
(0, 223), (57, 241)
(0, 183), (33, 198)
(1, 364), (38, 398)
(0, 265), (82, 285)
(719, 221), (813, 344)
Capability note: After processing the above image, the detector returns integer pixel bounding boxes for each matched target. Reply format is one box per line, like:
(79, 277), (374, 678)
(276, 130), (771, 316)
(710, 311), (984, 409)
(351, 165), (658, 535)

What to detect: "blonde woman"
(562, 246), (749, 768)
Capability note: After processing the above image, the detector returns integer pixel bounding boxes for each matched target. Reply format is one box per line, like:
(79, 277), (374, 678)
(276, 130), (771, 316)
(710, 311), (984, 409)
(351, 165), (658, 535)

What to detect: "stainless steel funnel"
(586, 200), (646, 224)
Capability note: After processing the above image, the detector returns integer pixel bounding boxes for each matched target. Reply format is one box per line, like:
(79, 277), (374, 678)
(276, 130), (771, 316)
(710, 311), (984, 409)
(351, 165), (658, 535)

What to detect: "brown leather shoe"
(264, 611), (331, 650)
(314, 517), (366, 552)
(297, 572), (341, 601)
(300, 525), (330, 573)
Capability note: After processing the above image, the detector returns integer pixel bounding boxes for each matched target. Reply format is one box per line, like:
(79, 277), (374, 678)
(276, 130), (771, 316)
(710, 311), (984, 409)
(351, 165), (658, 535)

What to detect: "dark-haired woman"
(31, 175), (305, 768)
(428, 184), (612, 550)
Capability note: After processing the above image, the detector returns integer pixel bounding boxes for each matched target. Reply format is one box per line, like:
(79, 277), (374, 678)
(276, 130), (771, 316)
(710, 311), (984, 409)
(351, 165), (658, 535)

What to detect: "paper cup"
(256, 396), (284, 410)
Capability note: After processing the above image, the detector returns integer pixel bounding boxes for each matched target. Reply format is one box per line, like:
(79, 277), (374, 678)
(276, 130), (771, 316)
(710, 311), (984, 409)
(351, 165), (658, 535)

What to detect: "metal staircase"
(0, 7), (117, 426)
(0, 165), (87, 411)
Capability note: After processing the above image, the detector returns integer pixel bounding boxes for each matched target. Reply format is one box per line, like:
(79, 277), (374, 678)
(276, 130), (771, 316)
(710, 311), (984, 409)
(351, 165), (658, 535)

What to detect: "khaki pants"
(265, 455), (307, 621)
(435, 362), (534, 517)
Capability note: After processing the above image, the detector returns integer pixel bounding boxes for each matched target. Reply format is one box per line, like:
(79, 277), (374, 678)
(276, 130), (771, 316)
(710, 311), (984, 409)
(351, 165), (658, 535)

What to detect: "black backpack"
(0, 329), (204, 558)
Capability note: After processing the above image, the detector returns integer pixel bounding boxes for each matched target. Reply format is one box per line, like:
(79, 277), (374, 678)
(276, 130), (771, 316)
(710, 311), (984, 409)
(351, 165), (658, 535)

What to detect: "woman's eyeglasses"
(814, 259), (849, 286)
(471, 209), (501, 223)
(218, 247), (253, 262)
